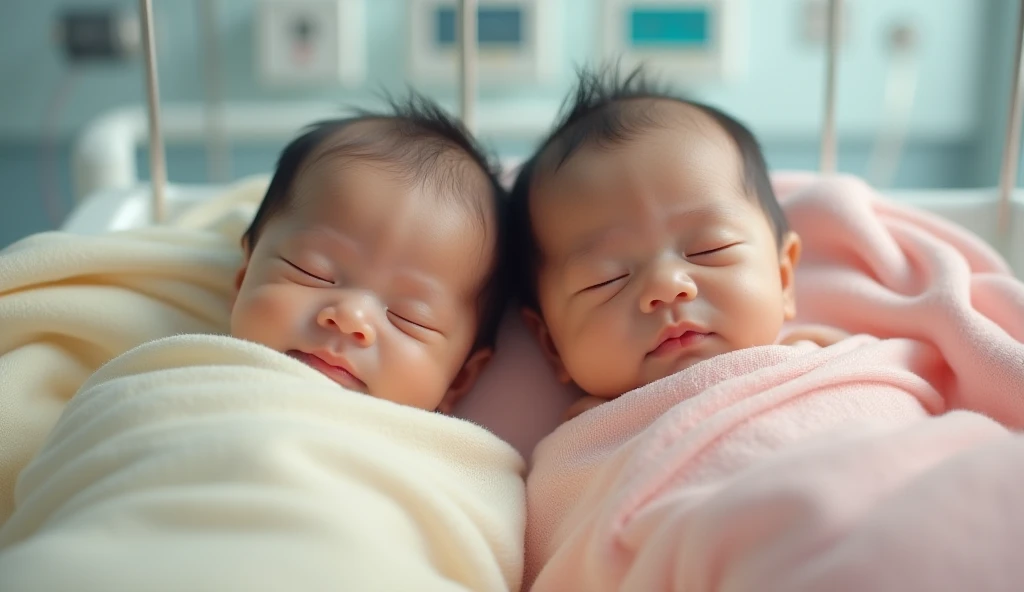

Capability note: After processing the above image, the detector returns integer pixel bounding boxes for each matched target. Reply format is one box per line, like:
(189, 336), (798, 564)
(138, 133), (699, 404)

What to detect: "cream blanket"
(0, 177), (264, 524)
(0, 334), (525, 591)
(0, 177), (525, 590)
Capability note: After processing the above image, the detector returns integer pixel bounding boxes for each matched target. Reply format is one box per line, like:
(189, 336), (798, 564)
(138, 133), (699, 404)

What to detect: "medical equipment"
(600, 0), (745, 83)
(61, 0), (1024, 279)
(865, 22), (919, 189)
(255, 0), (367, 87)
(407, 0), (560, 87)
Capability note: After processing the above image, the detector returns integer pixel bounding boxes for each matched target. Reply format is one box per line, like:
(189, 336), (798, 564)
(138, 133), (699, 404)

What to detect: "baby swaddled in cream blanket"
(0, 97), (527, 591)
(0, 334), (524, 591)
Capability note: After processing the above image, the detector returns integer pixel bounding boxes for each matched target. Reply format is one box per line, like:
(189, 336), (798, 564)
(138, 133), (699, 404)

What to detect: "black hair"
(508, 64), (788, 310)
(243, 92), (508, 352)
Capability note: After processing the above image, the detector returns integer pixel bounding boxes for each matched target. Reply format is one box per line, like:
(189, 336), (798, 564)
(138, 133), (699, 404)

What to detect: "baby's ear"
(521, 308), (571, 384)
(437, 348), (492, 415)
(778, 231), (802, 320)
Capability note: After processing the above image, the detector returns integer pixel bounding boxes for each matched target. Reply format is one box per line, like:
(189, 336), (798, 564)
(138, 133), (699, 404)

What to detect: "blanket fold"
(0, 334), (525, 592)
(0, 226), (241, 524)
(525, 174), (1024, 592)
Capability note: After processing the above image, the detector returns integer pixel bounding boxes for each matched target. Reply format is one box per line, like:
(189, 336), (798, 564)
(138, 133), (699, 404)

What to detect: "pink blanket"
(525, 174), (1024, 591)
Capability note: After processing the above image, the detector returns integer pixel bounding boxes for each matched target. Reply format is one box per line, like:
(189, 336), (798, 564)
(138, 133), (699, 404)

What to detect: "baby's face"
(528, 111), (800, 398)
(231, 158), (493, 412)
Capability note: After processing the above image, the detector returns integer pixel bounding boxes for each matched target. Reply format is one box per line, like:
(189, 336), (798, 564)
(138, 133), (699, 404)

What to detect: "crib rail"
(818, 0), (1024, 246)
(127, 0), (1024, 253)
(998, 0), (1024, 242)
(139, 0), (166, 223)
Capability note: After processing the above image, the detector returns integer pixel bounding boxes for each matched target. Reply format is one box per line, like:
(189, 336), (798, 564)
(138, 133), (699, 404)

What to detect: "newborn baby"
(0, 96), (527, 591)
(509, 68), (845, 419)
(232, 95), (508, 413)
(510, 67), (1024, 592)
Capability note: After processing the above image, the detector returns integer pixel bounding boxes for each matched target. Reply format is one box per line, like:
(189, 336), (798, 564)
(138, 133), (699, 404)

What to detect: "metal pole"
(199, 0), (230, 183)
(140, 0), (167, 223)
(997, 0), (1024, 240)
(458, 0), (478, 132)
(820, 0), (841, 174)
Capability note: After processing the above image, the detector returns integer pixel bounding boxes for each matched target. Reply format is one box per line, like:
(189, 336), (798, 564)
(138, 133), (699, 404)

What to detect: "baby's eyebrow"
(664, 201), (745, 224)
(289, 227), (361, 257)
(559, 201), (747, 268)
(561, 228), (624, 270)
(393, 271), (447, 303)
(397, 265), (480, 319)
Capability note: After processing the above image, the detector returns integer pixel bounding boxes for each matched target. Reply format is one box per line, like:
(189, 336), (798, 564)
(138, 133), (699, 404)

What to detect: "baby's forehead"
(536, 99), (740, 180)
(534, 101), (744, 198)
(294, 118), (494, 226)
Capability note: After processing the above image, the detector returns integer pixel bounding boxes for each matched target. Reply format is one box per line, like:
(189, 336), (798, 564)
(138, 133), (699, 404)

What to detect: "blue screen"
(435, 7), (523, 47)
(629, 8), (710, 47)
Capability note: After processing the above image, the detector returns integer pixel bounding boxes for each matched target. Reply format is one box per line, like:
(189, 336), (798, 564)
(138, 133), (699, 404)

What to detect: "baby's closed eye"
(386, 307), (442, 337)
(582, 274), (629, 292)
(282, 258), (334, 284)
(682, 241), (745, 267)
(686, 242), (741, 258)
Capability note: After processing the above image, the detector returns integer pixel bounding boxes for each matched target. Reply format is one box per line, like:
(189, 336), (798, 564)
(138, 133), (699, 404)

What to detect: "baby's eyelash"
(387, 309), (438, 334)
(283, 258), (332, 283)
(689, 243), (739, 257)
(584, 275), (628, 291)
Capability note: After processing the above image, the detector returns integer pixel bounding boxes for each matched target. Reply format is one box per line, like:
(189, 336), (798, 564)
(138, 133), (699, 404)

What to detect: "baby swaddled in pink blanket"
(507, 65), (1024, 591)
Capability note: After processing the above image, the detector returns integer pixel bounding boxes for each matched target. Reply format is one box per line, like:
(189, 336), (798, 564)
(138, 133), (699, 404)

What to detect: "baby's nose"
(640, 260), (698, 313)
(317, 300), (377, 346)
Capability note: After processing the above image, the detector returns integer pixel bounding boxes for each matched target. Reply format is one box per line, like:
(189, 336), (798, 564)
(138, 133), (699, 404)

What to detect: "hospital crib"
(59, 0), (1024, 279)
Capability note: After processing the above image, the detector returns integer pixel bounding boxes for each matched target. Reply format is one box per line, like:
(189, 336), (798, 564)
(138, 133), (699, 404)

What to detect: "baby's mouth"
(288, 350), (368, 393)
(649, 331), (711, 357)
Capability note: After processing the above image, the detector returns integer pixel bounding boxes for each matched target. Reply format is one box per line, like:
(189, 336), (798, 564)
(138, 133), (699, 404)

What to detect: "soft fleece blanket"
(0, 177), (268, 524)
(0, 177), (526, 590)
(525, 174), (1024, 591)
(0, 334), (525, 591)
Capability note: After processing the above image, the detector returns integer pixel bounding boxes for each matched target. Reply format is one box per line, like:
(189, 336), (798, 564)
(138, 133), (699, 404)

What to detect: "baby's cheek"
(380, 340), (451, 410)
(564, 307), (635, 396)
(717, 266), (787, 345)
(231, 285), (302, 345)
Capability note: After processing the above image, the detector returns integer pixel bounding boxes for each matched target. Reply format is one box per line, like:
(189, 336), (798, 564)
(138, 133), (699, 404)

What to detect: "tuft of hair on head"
(244, 90), (503, 247)
(539, 62), (674, 170)
(351, 90), (507, 202)
(242, 90), (510, 353)
(508, 63), (788, 311)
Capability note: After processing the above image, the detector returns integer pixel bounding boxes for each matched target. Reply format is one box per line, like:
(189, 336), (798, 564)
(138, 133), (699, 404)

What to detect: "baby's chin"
(641, 351), (721, 387)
